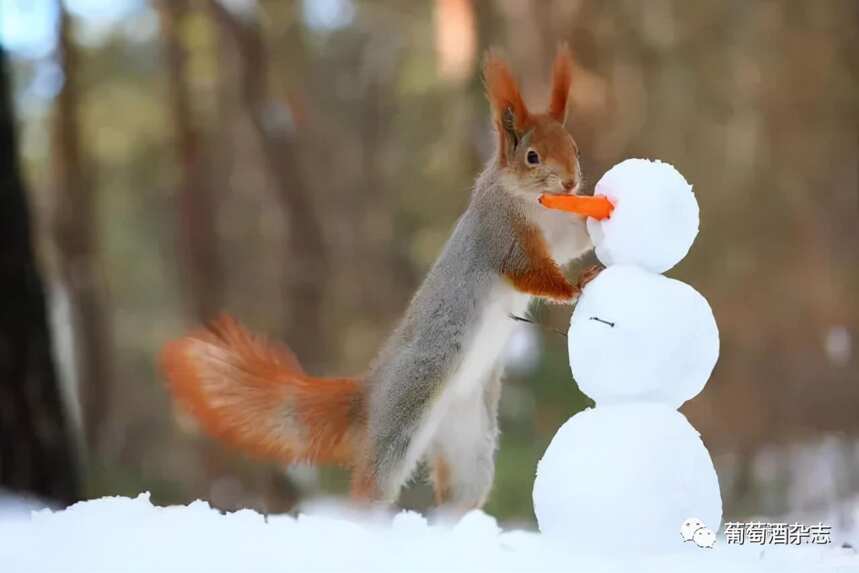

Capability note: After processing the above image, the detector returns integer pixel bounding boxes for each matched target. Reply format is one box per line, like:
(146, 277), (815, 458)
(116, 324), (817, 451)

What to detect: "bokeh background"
(1, 0), (857, 528)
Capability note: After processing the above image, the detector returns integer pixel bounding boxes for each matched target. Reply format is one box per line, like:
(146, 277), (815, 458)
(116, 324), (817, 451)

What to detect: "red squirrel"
(162, 46), (597, 510)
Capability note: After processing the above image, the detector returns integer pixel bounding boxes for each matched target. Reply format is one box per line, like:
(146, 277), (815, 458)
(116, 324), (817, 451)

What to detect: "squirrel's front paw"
(574, 264), (604, 296)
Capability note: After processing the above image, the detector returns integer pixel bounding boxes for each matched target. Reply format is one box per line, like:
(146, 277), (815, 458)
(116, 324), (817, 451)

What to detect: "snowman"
(532, 159), (722, 553)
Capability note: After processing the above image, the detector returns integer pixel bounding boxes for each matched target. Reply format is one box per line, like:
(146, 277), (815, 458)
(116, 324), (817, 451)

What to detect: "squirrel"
(162, 45), (598, 511)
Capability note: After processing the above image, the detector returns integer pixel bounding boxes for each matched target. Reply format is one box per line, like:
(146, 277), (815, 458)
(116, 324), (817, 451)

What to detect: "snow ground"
(1, 493), (857, 573)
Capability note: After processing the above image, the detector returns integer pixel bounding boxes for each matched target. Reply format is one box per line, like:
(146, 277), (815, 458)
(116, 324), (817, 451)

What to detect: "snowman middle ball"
(568, 265), (719, 408)
(533, 403), (722, 552)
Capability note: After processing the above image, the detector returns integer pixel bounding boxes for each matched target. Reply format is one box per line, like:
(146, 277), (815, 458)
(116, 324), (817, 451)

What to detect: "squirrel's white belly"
(447, 281), (531, 400)
(401, 281), (530, 474)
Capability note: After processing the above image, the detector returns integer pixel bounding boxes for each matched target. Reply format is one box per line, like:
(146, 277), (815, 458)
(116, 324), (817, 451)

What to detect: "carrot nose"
(538, 193), (614, 220)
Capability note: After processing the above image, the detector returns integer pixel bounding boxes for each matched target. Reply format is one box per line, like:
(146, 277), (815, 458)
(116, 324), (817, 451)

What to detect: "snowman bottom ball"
(533, 403), (722, 553)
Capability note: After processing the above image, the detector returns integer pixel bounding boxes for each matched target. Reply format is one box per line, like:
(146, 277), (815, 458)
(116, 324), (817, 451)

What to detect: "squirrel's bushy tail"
(161, 315), (365, 467)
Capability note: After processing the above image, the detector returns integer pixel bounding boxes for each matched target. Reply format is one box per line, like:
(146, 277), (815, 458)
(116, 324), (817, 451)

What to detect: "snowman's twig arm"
(510, 314), (568, 338)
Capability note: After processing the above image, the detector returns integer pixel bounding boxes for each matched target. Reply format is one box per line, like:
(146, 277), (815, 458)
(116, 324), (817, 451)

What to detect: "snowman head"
(587, 158), (699, 273)
(568, 265), (719, 408)
(538, 158), (698, 272)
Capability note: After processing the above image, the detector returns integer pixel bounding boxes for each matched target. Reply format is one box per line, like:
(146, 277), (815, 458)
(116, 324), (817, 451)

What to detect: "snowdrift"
(1, 493), (855, 573)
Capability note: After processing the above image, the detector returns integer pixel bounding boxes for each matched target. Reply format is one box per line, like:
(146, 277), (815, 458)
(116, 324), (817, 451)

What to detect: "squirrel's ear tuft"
(548, 43), (573, 124)
(483, 49), (529, 134)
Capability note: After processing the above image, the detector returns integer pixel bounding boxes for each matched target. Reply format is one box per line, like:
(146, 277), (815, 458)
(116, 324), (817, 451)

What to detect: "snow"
(587, 158), (699, 273)
(533, 404), (722, 553)
(0, 492), (856, 572)
(568, 265), (719, 408)
(0, 490), (47, 522)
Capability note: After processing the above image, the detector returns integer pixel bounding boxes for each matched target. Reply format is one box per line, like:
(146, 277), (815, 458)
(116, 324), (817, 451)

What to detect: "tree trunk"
(158, 0), (224, 323)
(207, 0), (329, 371)
(0, 46), (81, 506)
(51, 4), (112, 456)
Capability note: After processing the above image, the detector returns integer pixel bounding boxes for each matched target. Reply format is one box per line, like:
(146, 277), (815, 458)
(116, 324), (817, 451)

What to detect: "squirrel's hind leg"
(352, 374), (446, 504)
(350, 430), (419, 504)
(429, 368), (502, 511)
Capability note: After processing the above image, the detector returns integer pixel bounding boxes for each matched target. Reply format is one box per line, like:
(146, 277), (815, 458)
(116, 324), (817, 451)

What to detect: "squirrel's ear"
(548, 43), (573, 124)
(483, 49), (529, 139)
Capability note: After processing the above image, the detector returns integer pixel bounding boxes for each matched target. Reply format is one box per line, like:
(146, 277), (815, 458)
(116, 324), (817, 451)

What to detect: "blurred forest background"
(1, 0), (857, 527)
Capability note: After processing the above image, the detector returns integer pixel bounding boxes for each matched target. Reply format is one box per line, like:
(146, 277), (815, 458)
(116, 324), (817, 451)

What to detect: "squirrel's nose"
(562, 179), (577, 193)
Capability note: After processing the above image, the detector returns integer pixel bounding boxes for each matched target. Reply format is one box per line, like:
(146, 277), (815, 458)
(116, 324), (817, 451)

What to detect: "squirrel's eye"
(526, 149), (540, 165)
